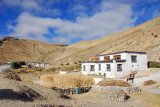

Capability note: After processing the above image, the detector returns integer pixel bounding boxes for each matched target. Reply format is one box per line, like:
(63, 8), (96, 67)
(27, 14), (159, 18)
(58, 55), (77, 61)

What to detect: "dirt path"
(0, 65), (10, 72)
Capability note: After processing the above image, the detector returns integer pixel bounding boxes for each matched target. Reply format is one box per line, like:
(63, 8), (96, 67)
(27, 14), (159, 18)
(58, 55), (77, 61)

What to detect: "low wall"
(51, 86), (92, 95)
(91, 85), (141, 94)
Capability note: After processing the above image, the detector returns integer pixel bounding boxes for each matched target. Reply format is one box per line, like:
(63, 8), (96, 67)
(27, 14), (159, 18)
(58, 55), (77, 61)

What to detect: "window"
(94, 57), (99, 61)
(131, 55), (137, 62)
(90, 65), (95, 71)
(113, 55), (121, 60)
(117, 64), (122, 71)
(99, 64), (101, 71)
(104, 56), (110, 60)
(83, 65), (86, 71)
(106, 64), (111, 71)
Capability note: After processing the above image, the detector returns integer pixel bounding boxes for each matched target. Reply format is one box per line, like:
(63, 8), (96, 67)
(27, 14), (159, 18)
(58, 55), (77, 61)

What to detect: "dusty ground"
(135, 68), (160, 78)
(0, 68), (160, 107)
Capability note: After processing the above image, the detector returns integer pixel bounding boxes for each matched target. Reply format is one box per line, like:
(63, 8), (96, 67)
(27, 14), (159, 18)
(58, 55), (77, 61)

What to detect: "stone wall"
(91, 85), (141, 102)
(91, 85), (141, 94)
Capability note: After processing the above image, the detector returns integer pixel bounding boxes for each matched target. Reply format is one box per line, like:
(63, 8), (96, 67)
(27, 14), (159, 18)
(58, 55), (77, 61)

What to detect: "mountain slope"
(0, 37), (64, 62)
(41, 17), (160, 64)
(0, 17), (160, 63)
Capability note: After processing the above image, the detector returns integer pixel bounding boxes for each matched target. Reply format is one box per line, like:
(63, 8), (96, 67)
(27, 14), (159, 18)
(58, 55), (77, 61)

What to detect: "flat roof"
(82, 59), (126, 63)
(96, 51), (147, 57)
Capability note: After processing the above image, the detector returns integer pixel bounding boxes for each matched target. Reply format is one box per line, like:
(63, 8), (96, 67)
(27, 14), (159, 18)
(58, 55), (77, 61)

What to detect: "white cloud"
(68, 4), (88, 16)
(2, 0), (61, 16)
(52, 37), (70, 44)
(8, 1), (136, 44)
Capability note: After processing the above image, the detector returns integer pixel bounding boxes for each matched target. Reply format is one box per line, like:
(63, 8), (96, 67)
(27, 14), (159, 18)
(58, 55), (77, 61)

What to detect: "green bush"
(17, 61), (25, 66)
(28, 64), (32, 68)
(76, 64), (82, 71)
(10, 61), (26, 69)
(11, 62), (20, 69)
(0, 63), (5, 65)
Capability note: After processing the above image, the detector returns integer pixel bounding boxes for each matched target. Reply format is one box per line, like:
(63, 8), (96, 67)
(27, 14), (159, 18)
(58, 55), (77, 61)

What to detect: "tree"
(10, 62), (20, 69)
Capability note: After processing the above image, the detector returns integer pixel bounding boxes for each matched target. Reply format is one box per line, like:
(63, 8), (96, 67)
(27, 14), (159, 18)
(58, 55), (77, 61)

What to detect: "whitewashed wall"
(82, 52), (148, 78)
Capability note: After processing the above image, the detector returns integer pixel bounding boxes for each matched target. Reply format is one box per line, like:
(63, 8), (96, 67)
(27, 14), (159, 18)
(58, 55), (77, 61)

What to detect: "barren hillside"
(0, 37), (64, 62)
(41, 17), (160, 64)
(0, 17), (160, 63)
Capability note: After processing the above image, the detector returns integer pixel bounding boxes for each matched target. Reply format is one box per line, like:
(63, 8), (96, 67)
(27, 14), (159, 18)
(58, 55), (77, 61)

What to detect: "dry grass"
(143, 80), (156, 86)
(61, 64), (81, 71)
(40, 74), (95, 88)
(97, 80), (131, 87)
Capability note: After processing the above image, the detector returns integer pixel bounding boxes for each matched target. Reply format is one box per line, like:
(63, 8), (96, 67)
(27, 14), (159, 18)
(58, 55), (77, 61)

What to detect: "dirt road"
(0, 65), (10, 72)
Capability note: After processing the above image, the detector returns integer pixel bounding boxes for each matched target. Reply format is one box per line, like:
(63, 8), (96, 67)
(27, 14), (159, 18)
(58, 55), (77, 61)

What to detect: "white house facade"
(81, 51), (148, 78)
(27, 62), (51, 68)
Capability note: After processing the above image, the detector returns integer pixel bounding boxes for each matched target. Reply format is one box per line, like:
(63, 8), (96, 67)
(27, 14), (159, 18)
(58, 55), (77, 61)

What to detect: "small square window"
(113, 55), (121, 60)
(90, 65), (95, 71)
(117, 64), (122, 72)
(131, 55), (137, 62)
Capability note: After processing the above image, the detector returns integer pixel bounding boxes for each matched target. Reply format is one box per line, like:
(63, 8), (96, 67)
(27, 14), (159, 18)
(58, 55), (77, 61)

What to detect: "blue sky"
(0, 0), (160, 44)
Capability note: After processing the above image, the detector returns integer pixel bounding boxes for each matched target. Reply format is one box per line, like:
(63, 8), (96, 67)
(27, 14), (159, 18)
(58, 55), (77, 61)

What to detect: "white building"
(27, 62), (51, 68)
(82, 51), (148, 78)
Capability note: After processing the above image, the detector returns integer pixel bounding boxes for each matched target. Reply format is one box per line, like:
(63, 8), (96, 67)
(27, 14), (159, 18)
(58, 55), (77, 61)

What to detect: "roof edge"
(96, 51), (147, 57)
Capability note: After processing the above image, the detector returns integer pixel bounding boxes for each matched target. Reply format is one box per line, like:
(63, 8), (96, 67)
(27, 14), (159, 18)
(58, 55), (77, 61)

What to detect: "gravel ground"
(0, 73), (159, 107)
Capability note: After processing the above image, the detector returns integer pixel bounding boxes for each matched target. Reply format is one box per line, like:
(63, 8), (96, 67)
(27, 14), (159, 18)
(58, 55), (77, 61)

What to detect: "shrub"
(28, 64), (32, 68)
(36, 68), (44, 71)
(76, 64), (82, 71)
(49, 67), (57, 71)
(0, 62), (5, 65)
(17, 61), (25, 66)
(10, 62), (20, 69)
(10, 61), (26, 69)
(97, 80), (131, 87)
(143, 80), (156, 86)
(148, 61), (160, 68)
(78, 61), (82, 63)
(5, 73), (21, 81)
(66, 63), (70, 65)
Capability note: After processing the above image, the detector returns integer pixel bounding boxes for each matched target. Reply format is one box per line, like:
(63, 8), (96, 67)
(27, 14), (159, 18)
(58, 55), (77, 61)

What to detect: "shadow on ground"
(0, 89), (34, 101)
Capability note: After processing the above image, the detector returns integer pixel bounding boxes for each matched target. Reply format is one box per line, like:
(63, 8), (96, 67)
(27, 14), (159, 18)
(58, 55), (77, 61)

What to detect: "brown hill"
(0, 37), (64, 62)
(40, 17), (160, 64)
(0, 17), (160, 63)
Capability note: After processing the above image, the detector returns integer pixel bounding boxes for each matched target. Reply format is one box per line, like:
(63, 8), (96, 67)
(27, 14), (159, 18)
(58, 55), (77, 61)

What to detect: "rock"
(4, 73), (21, 81)
(18, 85), (41, 100)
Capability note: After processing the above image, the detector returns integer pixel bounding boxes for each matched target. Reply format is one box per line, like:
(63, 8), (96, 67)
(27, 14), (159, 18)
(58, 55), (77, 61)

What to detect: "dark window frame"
(106, 64), (111, 71)
(131, 55), (137, 63)
(99, 64), (101, 71)
(117, 64), (122, 72)
(90, 65), (95, 71)
(83, 65), (86, 71)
